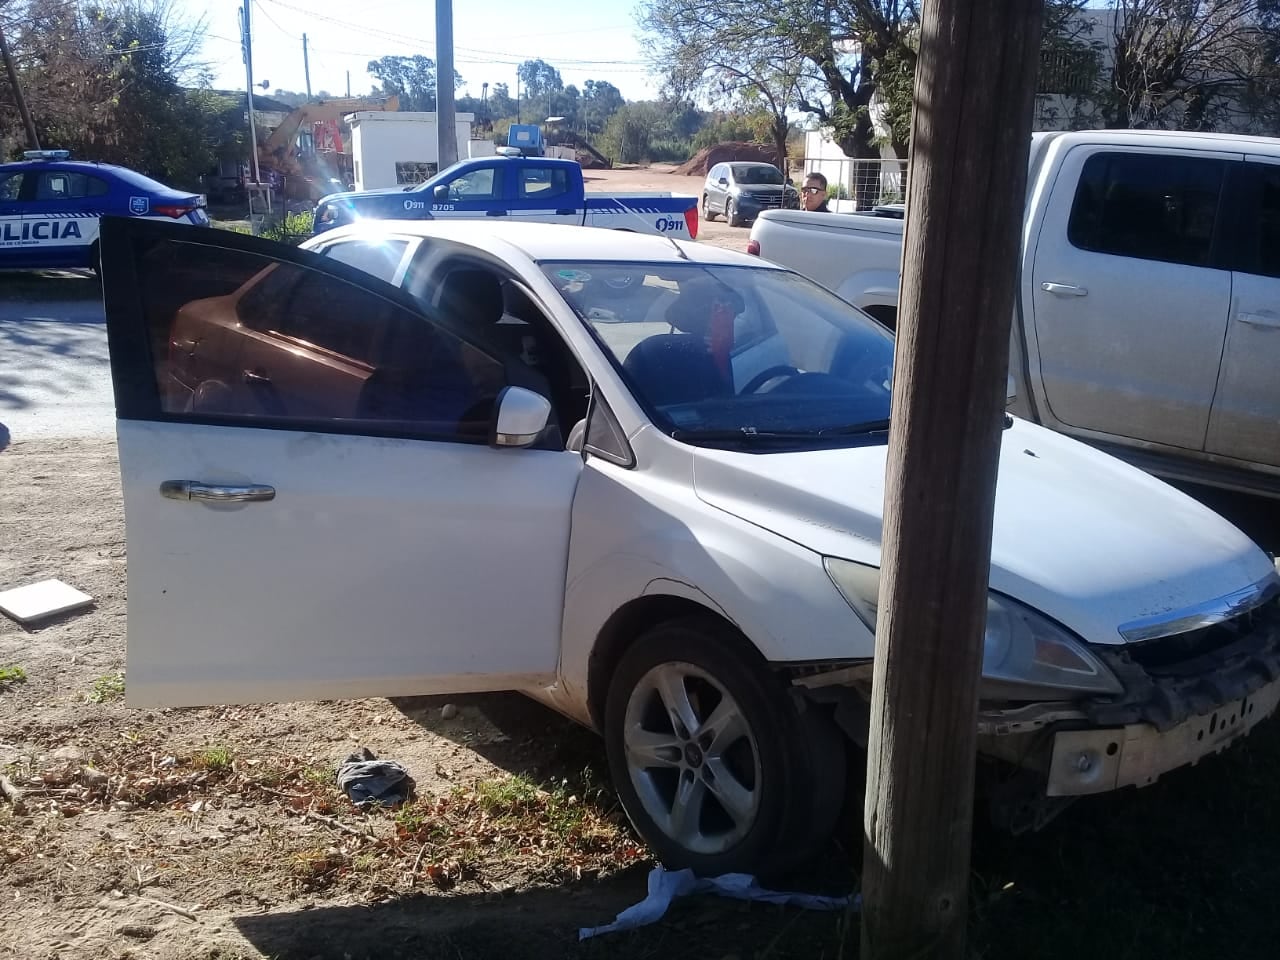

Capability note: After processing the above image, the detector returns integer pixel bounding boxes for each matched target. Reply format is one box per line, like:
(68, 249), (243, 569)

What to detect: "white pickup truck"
(749, 130), (1280, 498)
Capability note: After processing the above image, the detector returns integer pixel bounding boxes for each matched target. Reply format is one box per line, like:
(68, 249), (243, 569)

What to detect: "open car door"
(100, 217), (581, 708)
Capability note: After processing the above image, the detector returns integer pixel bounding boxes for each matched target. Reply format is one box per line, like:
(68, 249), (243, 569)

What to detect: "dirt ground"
(0, 439), (856, 960)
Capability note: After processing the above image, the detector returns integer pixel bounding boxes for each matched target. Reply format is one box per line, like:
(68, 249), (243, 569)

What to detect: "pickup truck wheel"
(726, 199), (744, 228)
(702, 194), (717, 222)
(604, 618), (845, 877)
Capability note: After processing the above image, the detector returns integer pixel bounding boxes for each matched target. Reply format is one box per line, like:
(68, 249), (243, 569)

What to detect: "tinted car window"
(518, 166), (570, 200)
(1242, 163), (1280, 279)
(321, 238), (409, 284)
(731, 164), (784, 185)
(0, 173), (23, 201)
(35, 171), (109, 200)
(137, 240), (504, 440)
(1067, 152), (1227, 267)
(447, 168), (502, 199)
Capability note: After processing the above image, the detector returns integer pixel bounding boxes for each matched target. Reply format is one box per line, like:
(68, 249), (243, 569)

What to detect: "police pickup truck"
(313, 155), (699, 240)
(0, 150), (208, 272)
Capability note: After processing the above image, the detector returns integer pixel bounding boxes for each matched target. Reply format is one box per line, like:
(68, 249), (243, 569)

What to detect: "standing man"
(801, 172), (831, 212)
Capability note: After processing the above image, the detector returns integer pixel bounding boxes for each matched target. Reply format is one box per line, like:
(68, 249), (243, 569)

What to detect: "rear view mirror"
(491, 386), (552, 448)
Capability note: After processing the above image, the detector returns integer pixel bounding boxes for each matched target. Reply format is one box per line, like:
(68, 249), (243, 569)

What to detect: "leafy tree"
(581, 79), (625, 133)
(517, 58), (563, 120)
(366, 55), (462, 112)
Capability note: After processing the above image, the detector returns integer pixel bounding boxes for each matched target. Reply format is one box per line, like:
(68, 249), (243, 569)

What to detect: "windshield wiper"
(670, 427), (818, 442)
(818, 418), (891, 436)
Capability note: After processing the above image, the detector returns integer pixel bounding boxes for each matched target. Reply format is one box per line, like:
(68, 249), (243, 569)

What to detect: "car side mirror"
(433, 184), (449, 200)
(491, 386), (552, 449)
(718, 178), (729, 186)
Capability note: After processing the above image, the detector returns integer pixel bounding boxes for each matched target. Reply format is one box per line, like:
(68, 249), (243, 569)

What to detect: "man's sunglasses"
(802, 186), (825, 194)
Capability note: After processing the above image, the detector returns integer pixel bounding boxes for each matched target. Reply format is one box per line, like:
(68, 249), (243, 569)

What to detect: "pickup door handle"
(160, 481), (276, 503)
(1041, 281), (1088, 297)
(486, 209), (507, 217)
(1238, 311), (1280, 329)
(555, 208), (575, 216)
(243, 369), (271, 385)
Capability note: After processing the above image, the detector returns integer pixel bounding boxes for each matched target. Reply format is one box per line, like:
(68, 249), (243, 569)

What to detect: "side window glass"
(1067, 152), (1226, 267)
(322, 238), (409, 284)
(0, 173), (24, 201)
(448, 168), (502, 199)
(36, 172), (74, 200)
(86, 176), (110, 197)
(137, 241), (505, 440)
(518, 167), (570, 200)
(1243, 164), (1280, 279)
(584, 392), (634, 467)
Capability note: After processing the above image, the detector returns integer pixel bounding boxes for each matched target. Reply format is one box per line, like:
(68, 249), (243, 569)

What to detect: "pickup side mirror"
(433, 184), (449, 200)
(491, 386), (552, 449)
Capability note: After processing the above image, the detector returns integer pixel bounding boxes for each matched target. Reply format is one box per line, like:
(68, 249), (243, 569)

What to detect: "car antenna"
(666, 235), (690, 260)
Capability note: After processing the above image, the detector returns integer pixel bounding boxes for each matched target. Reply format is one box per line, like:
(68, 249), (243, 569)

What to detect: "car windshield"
(731, 165), (784, 185)
(543, 262), (895, 448)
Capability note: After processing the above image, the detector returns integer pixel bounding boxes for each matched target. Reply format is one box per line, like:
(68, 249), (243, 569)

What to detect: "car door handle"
(160, 481), (276, 503)
(1041, 282), (1088, 297)
(486, 209), (507, 217)
(555, 208), (575, 216)
(243, 369), (271, 385)
(1238, 311), (1280, 329)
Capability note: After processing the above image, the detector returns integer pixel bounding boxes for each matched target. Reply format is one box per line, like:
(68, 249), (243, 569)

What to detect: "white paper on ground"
(578, 865), (857, 940)
(0, 579), (94, 625)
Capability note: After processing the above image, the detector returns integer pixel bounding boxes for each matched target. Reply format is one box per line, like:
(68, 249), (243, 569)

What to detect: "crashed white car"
(99, 216), (1280, 876)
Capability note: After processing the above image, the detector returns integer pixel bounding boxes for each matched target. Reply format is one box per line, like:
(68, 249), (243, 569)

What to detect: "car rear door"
(507, 163), (581, 225)
(1029, 146), (1237, 451)
(101, 217), (582, 708)
(1204, 156), (1280, 468)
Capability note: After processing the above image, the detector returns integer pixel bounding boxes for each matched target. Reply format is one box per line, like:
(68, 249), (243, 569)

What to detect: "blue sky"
(182, 0), (660, 101)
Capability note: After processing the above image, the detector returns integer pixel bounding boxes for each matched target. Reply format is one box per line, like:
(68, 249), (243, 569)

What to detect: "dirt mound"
(674, 141), (776, 176)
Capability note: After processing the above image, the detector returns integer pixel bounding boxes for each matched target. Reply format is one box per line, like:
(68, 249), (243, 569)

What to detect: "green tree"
(366, 55), (462, 112)
(517, 58), (563, 120)
(581, 79), (625, 133)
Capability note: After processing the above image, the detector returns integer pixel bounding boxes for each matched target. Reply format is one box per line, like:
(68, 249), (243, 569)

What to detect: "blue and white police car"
(0, 150), (209, 272)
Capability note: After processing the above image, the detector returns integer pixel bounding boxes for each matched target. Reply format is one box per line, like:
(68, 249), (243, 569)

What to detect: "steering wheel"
(739, 364), (800, 394)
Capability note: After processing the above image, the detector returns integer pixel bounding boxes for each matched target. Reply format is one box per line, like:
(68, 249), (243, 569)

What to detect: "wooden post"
(860, 2), (1044, 959)
(0, 19), (39, 150)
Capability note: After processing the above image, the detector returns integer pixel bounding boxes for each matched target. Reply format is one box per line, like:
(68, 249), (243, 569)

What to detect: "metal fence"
(801, 157), (909, 210)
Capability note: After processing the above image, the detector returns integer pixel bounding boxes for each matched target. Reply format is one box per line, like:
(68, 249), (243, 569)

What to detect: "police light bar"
(22, 150), (71, 161)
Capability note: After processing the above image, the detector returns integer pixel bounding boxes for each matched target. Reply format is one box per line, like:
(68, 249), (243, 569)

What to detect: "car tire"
(604, 616), (845, 878)
(702, 194), (717, 222)
(726, 199), (744, 228)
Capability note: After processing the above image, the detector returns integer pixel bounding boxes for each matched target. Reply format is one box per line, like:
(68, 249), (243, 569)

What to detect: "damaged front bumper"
(979, 592), (1280, 801)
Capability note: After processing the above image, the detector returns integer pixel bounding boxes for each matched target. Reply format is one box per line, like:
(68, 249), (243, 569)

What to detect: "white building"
(346, 112), (475, 191)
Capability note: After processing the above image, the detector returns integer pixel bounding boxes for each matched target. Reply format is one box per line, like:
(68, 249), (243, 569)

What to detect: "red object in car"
(746, 239), (761, 256)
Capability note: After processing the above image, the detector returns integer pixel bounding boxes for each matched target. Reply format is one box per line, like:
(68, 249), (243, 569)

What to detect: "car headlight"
(824, 557), (1123, 698)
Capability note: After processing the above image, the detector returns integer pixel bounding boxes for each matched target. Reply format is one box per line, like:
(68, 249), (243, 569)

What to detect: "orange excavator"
(259, 95), (400, 201)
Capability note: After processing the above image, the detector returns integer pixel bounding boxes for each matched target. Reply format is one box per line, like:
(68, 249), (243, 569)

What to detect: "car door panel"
(100, 217), (580, 708)
(1205, 157), (1280, 468)
(1030, 147), (1238, 450)
(508, 164), (580, 225)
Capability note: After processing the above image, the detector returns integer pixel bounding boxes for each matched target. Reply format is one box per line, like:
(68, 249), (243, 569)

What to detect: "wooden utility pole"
(435, 0), (458, 169)
(0, 19), (39, 150)
(860, 2), (1044, 959)
(239, 2), (261, 185)
(302, 33), (312, 99)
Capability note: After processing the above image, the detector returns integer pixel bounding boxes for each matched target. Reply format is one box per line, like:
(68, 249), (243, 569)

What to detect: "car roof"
(0, 159), (180, 191)
(314, 220), (776, 268)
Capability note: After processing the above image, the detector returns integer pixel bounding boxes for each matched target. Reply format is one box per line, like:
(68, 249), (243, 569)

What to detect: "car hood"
(691, 418), (1275, 644)
(318, 186), (421, 205)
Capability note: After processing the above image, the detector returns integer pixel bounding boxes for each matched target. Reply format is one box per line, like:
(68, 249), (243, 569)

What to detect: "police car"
(0, 150), (209, 272)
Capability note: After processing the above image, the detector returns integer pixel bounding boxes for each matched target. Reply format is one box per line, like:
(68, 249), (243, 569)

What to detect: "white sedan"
(98, 216), (1280, 875)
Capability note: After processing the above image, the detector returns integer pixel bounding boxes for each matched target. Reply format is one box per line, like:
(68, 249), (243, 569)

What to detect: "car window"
(1241, 162), (1280, 279)
(1067, 152), (1227, 267)
(34, 171), (109, 201)
(320, 238), (410, 284)
(518, 166), (570, 200)
(0, 172), (23, 201)
(136, 240), (505, 441)
(545, 261), (895, 445)
(447, 167), (502, 199)
(731, 165), (784, 185)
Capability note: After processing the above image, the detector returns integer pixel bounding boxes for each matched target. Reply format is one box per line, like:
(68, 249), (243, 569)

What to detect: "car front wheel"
(604, 617), (845, 877)
(702, 194), (717, 222)
(726, 198), (744, 228)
